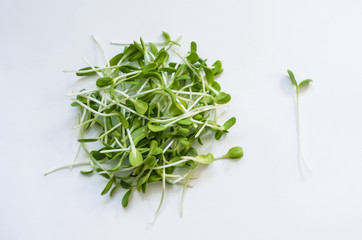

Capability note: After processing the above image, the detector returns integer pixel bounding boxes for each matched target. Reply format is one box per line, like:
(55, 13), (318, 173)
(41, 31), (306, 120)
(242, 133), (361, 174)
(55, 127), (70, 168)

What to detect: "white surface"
(1, 0), (362, 239)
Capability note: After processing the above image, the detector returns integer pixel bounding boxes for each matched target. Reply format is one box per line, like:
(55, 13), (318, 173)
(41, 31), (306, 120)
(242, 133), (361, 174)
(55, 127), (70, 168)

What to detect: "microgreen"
(217, 147), (244, 159)
(287, 69), (312, 170)
(47, 32), (243, 223)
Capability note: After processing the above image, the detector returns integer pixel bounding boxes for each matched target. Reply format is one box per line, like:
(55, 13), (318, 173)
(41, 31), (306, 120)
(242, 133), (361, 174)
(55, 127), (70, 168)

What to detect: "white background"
(1, 0), (362, 239)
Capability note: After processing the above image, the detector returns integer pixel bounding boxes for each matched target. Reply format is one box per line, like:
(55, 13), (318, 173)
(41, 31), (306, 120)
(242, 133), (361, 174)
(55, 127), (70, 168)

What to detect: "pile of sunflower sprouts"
(46, 32), (243, 222)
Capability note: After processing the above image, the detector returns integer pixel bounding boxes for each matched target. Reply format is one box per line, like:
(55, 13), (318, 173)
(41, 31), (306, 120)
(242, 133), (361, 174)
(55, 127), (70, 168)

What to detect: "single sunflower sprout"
(287, 69), (313, 170)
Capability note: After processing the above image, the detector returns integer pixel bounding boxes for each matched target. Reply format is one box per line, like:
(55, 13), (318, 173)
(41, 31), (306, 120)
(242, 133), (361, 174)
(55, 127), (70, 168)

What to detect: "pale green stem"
(296, 87), (312, 169)
(66, 88), (109, 97)
(181, 163), (199, 217)
(63, 65), (118, 74)
(82, 57), (103, 78)
(92, 34), (110, 67)
(162, 139), (175, 154)
(44, 161), (90, 176)
(100, 148), (130, 153)
(190, 119), (223, 130)
(194, 121), (208, 138)
(165, 36), (183, 51)
(151, 159), (190, 169)
(150, 164), (166, 224)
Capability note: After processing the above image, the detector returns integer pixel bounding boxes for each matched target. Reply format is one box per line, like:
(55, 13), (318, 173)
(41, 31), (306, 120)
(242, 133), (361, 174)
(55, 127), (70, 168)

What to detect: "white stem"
(181, 163), (198, 217)
(63, 66), (117, 74)
(172, 90), (209, 97)
(114, 87), (160, 101)
(92, 34), (110, 66)
(105, 96), (151, 120)
(165, 35), (183, 51)
(172, 172), (198, 184)
(100, 148), (130, 153)
(162, 139), (175, 154)
(195, 121), (207, 138)
(114, 137), (125, 148)
(70, 143), (82, 170)
(296, 88), (312, 170)
(44, 161), (90, 176)
(151, 159), (190, 169)
(82, 57), (103, 77)
(66, 88), (108, 96)
(137, 79), (149, 94)
(71, 98), (118, 117)
(150, 165), (166, 224)
(190, 119), (223, 130)
(187, 95), (203, 111)
(152, 105), (219, 123)
(99, 121), (123, 138)
(111, 41), (169, 46)
(114, 70), (142, 83)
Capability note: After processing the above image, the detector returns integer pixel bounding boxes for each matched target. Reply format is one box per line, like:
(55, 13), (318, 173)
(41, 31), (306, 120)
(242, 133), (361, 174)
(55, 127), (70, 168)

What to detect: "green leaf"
(140, 37), (146, 51)
(162, 31), (171, 42)
(190, 41), (197, 53)
(133, 100), (148, 115)
(143, 156), (156, 166)
(96, 77), (113, 87)
(299, 79), (312, 87)
(101, 178), (114, 195)
(177, 119), (193, 125)
(287, 70), (297, 86)
(177, 127), (190, 135)
(129, 148), (143, 166)
(142, 63), (157, 74)
(204, 67), (214, 85)
(109, 53), (123, 66)
(154, 50), (168, 67)
(187, 52), (199, 64)
(137, 174), (150, 189)
(212, 60), (223, 75)
(175, 75), (190, 81)
(76, 67), (99, 76)
(222, 147), (243, 159)
(149, 42), (158, 56)
(215, 130), (223, 140)
(216, 92), (231, 104)
(141, 182), (147, 193)
(128, 51), (144, 62)
(117, 112), (129, 129)
(194, 153), (214, 164)
(80, 169), (94, 175)
(179, 138), (192, 148)
(212, 81), (221, 91)
(164, 87), (185, 113)
(223, 117), (236, 131)
(153, 147), (163, 155)
(133, 41), (143, 52)
(120, 181), (132, 189)
(193, 114), (203, 120)
(147, 122), (167, 132)
(110, 185), (119, 197)
(77, 138), (98, 143)
(131, 126), (147, 146)
(91, 151), (107, 160)
(71, 102), (80, 107)
(122, 189), (132, 208)
(149, 172), (161, 182)
(119, 65), (139, 73)
(148, 140), (158, 156)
